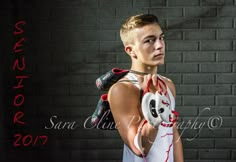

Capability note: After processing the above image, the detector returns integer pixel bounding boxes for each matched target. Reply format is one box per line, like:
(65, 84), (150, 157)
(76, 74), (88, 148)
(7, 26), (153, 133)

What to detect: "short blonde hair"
(120, 14), (159, 46)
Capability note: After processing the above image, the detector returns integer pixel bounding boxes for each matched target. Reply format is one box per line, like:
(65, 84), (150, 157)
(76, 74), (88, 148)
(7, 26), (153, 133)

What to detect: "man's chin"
(151, 60), (165, 66)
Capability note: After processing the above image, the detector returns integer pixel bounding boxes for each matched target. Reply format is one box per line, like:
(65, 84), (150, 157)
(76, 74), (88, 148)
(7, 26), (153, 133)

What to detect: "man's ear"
(125, 45), (137, 59)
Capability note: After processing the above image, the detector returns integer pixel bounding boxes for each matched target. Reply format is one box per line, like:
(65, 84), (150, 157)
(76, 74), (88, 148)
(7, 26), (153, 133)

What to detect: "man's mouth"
(154, 53), (164, 58)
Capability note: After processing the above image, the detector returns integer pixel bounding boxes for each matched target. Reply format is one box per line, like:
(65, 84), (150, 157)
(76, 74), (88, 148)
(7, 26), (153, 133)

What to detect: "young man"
(108, 14), (184, 162)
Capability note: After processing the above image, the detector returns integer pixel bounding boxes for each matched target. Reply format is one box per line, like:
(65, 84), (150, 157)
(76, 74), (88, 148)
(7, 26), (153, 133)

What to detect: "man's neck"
(130, 64), (158, 74)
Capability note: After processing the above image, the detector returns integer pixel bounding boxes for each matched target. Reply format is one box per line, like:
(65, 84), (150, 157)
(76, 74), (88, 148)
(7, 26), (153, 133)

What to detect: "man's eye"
(145, 38), (155, 44)
(159, 36), (165, 40)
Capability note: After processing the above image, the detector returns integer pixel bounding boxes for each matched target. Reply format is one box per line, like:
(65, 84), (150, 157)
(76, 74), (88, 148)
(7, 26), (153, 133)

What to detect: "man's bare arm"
(108, 82), (157, 156)
(164, 78), (184, 162)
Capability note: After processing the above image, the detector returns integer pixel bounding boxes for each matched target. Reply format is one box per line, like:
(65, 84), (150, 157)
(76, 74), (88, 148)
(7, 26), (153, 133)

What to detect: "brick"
(11, 7), (50, 22)
(200, 84), (232, 95)
(216, 73), (236, 83)
(53, 96), (98, 106)
(201, 40), (233, 51)
(149, 8), (183, 18)
(199, 128), (231, 138)
(235, 18), (236, 28)
(182, 139), (214, 149)
(234, 85), (236, 95)
(36, 64), (67, 73)
(199, 106), (232, 116)
(217, 51), (236, 61)
(165, 30), (183, 40)
(133, 0), (150, 7)
(233, 128), (236, 137)
(201, 18), (233, 28)
(51, 8), (99, 21)
(201, 0), (234, 6)
(167, 18), (200, 29)
(100, 41), (124, 52)
(25, 96), (53, 107)
(164, 73), (182, 84)
(116, 52), (132, 63)
(168, 0), (200, 6)
(233, 106), (236, 116)
(70, 42), (99, 52)
(69, 63), (100, 74)
(99, 0), (132, 7)
(166, 40), (199, 51)
(66, 17), (98, 30)
(184, 7), (217, 17)
(32, 73), (71, 85)
(99, 7), (116, 18)
(99, 18), (123, 30)
(40, 0), (99, 8)
(216, 96), (236, 106)
(219, 6), (236, 17)
(86, 53), (117, 63)
(71, 149), (123, 160)
(71, 30), (116, 41)
(218, 29), (236, 40)
(199, 149), (231, 159)
(184, 30), (216, 40)
(234, 40), (236, 51)
(28, 31), (51, 42)
(218, 117), (236, 128)
(178, 129), (199, 139)
(38, 85), (70, 96)
(70, 74), (98, 85)
(65, 106), (97, 117)
(183, 51), (215, 62)
(200, 63), (232, 72)
(4, 150), (69, 162)
(165, 52), (182, 62)
(233, 150), (236, 160)
(215, 139), (236, 148)
(53, 52), (86, 63)
(166, 63), (198, 73)
(183, 95), (214, 106)
(176, 106), (198, 116)
(175, 84), (199, 95)
(175, 95), (182, 106)
(115, 7), (147, 18)
(183, 74), (215, 84)
(72, 129), (120, 138)
(183, 149), (198, 159)
(70, 85), (99, 95)
(157, 65), (166, 73)
(150, 0), (166, 6)
(61, 139), (123, 149)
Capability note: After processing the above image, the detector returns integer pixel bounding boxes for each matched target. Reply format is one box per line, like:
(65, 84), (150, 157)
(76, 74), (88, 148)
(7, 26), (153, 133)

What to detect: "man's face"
(131, 23), (165, 66)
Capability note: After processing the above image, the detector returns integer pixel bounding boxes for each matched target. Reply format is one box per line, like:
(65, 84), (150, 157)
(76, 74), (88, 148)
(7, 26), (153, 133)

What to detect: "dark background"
(1, 0), (236, 161)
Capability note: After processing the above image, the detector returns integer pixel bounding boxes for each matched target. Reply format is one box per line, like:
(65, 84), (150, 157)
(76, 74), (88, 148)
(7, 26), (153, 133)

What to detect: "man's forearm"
(173, 126), (184, 162)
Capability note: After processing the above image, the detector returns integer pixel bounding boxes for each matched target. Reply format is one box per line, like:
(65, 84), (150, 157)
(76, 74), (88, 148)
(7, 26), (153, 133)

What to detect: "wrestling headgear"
(141, 77), (178, 128)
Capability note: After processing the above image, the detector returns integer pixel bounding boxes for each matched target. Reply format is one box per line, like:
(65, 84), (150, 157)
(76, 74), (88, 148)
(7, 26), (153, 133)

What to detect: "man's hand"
(137, 74), (158, 91)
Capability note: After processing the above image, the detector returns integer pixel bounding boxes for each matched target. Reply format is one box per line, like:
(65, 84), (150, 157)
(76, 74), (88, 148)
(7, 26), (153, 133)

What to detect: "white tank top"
(122, 72), (175, 162)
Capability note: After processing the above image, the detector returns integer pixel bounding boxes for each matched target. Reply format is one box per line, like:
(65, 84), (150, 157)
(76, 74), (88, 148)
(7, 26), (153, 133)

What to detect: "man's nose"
(154, 39), (164, 50)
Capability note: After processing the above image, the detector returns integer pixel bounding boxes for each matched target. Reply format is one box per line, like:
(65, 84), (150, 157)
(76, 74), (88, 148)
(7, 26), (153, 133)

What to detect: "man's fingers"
(152, 74), (157, 86)
(136, 74), (159, 91)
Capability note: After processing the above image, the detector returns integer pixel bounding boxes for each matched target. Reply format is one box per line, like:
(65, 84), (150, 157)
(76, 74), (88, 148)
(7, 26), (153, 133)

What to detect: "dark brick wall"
(1, 0), (236, 162)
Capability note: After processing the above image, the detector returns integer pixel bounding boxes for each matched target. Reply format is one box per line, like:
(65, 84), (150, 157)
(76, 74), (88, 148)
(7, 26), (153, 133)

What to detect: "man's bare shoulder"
(108, 80), (140, 100)
(107, 79), (142, 122)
